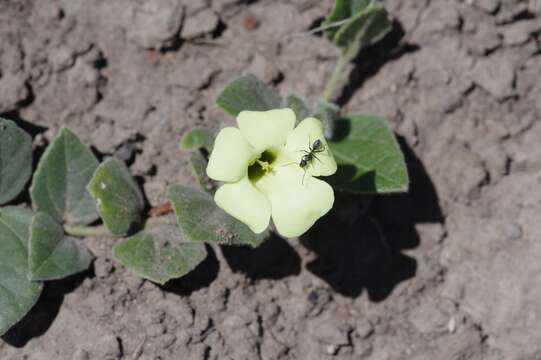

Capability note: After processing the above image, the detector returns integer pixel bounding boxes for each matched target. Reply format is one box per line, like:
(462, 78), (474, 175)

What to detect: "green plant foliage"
(113, 225), (207, 285)
(324, 1), (392, 62)
(179, 127), (214, 152)
(327, 115), (409, 193)
(0, 118), (32, 205)
(87, 158), (144, 236)
(285, 95), (311, 123)
(30, 128), (99, 225)
(323, 0), (373, 40)
(167, 184), (266, 247)
(335, 4), (392, 62)
(216, 73), (282, 117)
(28, 212), (93, 281)
(189, 151), (215, 194)
(312, 101), (340, 139)
(0, 207), (42, 336)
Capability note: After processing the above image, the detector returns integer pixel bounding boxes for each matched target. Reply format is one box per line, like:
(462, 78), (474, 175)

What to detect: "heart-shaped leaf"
(28, 212), (93, 281)
(113, 225), (207, 285)
(87, 158), (144, 235)
(167, 184), (266, 247)
(0, 118), (32, 205)
(30, 128), (99, 225)
(0, 207), (42, 336)
(180, 127), (214, 152)
(327, 115), (409, 193)
(217, 73), (282, 117)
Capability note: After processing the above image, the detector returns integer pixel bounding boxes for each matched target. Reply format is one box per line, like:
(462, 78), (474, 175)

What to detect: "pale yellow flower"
(206, 108), (337, 237)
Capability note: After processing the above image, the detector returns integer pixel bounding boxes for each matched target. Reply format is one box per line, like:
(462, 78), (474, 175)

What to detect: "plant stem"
(64, 215), (175, 238)
(322, 53), (348, 103)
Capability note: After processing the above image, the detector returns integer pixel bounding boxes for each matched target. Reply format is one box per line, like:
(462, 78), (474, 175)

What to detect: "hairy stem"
(322, 53), (348, 103)
(64, 215), (175, 237)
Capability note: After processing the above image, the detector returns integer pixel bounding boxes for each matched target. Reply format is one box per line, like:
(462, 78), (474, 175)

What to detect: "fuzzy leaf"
(327, 115), (409, 193)
(189, 152), (215, 194)
(28, 212), (93, 281)
(113, 225), (207, 285)
(167, 184), (266, 247)
(312, 101), (340, 139)
(0, 207), (42, 336)
(87, 158), (144, 235)
(180, 127), (214, 152)
(30, 128), (99, 225)
(0, 118), (32, 205)
(285, 95), (311, 124)
(217, 74), (282, 117)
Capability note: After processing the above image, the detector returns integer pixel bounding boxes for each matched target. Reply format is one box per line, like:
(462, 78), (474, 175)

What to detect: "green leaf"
(327, 115), (409, 193)
(312, 101), (340, 139)
(0, 118), (32, 205)
(285, 95), (311, 123)
(323, 0), (373, 40)
(0, 207), (42, 336)
(216, 73), (282, 117)
(167, 184), (266, 247)
(334, 3), (392, 62)
(28, 212), (93, 281)
(113, 225), (207, 285)
(180, 127), (214, 152)
(87, 158), (144, 236)
(30, 128), (99, 225)
(189, 151), (215, 194)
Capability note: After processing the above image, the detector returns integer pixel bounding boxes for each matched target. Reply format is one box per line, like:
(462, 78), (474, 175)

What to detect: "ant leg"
(312, 153), (323, 164)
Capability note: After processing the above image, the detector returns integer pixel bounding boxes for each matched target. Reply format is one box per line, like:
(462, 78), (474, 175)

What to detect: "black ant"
(299, 139), (325, 168)
(282, 138), (326, 184)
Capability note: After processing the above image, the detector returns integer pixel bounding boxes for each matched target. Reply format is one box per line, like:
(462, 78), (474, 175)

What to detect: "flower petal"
(207, 127), (258, 182)
(215, 176), (271, 233)
(283, 117), (337, 177)
(256, 165), (334, 237)
(237, 108), (296, 153)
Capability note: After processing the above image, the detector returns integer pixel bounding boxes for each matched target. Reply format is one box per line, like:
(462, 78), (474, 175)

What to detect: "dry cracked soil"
(1, 0), (541, 359)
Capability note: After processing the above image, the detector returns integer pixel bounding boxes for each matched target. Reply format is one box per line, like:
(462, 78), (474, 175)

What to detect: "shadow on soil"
(1, 270), (89, 347)
(302, 137), (442, 300)
(336, 19), (420, 107)
(222, 234), (301, 280)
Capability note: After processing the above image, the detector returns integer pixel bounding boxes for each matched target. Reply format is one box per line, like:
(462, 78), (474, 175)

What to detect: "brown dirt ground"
(1, 0), (541, 359)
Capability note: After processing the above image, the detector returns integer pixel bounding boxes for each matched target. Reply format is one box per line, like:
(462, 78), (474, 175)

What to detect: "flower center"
(248, 150), (277, 183)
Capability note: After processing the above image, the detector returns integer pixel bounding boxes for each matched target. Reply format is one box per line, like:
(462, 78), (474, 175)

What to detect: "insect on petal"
(283, 117), (337, 177)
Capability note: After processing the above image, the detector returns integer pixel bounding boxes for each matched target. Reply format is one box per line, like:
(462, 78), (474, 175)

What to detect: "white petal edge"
(206, 127), (258, 182)
(256, 165), (334, 237)
(214, 176), (271, 234)
(283, 117), (337, 177)
(237, 108), (296, 153)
